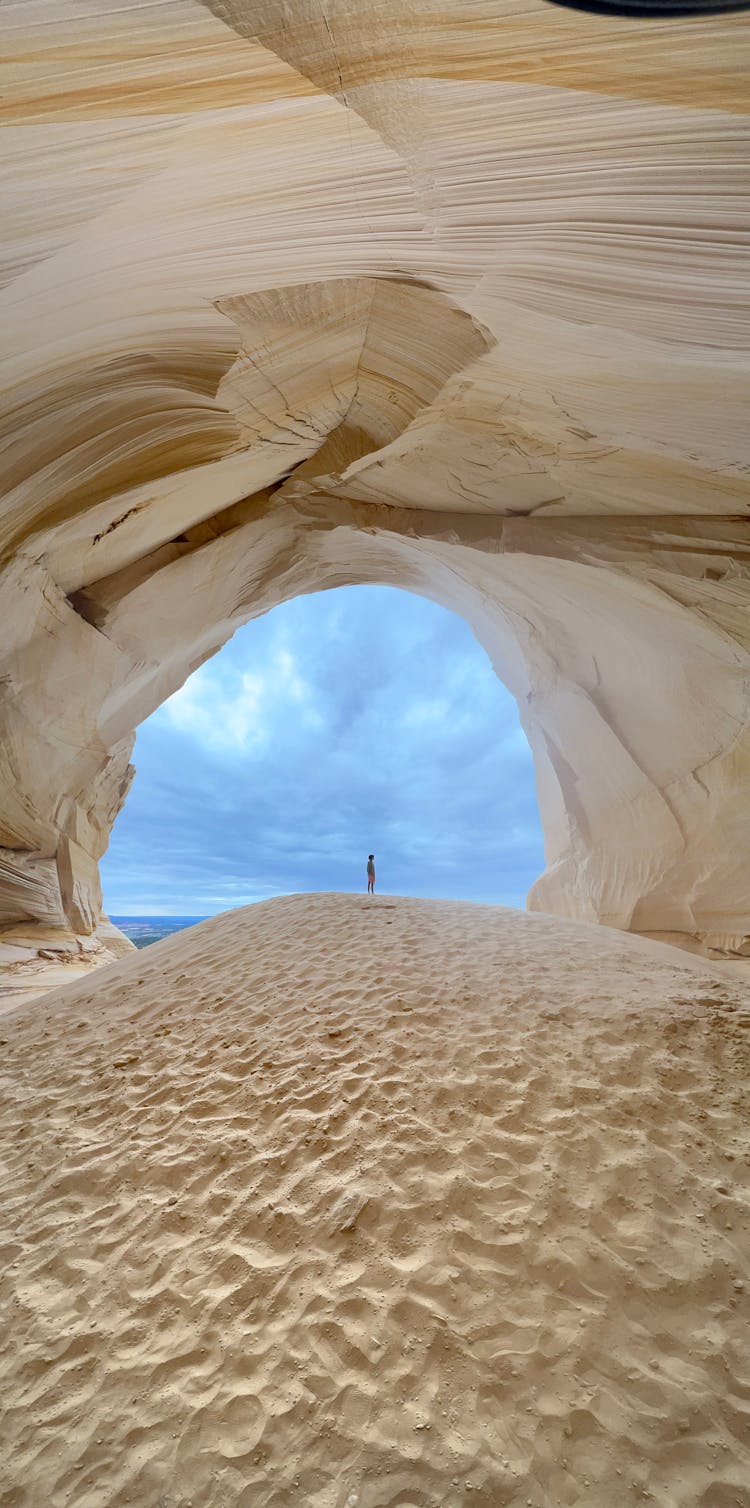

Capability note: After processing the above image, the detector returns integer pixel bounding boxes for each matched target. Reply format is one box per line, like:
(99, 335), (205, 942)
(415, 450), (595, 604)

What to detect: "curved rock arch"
(1, 0), (749, 972)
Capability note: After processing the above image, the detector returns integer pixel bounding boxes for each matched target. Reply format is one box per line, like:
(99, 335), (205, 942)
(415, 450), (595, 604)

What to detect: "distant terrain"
(111, 917), (208, 950)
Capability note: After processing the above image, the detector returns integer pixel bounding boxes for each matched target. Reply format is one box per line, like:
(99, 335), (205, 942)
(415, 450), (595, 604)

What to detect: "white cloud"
(401, 695), (452, 729)
(160, 645), (321, 751)
(160, 668), (266, 750)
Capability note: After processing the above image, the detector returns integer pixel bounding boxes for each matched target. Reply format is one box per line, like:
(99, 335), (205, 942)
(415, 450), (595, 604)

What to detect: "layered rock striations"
(1, 0), (749, 975)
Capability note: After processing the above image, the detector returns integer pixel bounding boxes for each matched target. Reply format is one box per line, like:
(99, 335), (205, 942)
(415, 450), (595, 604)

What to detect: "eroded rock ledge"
(1, 0), (749, 976)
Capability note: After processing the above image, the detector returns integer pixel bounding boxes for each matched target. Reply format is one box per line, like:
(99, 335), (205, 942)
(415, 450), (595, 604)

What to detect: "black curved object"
(546, 0), (749, 14)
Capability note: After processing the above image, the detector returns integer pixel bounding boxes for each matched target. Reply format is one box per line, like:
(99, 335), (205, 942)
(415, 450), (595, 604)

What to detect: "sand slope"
(1, 895), (749, 1508)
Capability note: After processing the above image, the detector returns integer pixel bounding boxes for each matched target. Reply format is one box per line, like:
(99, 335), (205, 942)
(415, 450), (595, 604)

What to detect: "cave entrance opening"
(100, 584), (545, 934)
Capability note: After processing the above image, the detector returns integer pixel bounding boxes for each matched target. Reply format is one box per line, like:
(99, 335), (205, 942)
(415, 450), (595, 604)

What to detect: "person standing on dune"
(367, 854), (376, 894)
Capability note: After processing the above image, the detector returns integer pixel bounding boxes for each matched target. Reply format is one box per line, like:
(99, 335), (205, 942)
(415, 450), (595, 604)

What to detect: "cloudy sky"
(101, 586), (545, 917)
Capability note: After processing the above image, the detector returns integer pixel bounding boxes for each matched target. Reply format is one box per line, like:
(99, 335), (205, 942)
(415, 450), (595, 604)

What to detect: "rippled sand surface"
(1, 895), (749, 1508)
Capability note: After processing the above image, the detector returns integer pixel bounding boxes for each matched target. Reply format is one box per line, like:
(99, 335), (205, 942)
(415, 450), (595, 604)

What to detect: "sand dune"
(1, 895), (749, 1508)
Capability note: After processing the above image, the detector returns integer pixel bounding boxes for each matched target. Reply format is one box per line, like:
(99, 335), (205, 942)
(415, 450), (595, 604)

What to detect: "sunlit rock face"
(1, 0), (749, 973)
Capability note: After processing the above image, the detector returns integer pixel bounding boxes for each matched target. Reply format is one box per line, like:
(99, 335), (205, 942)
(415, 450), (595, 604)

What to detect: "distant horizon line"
(111, 913), (211, 919)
